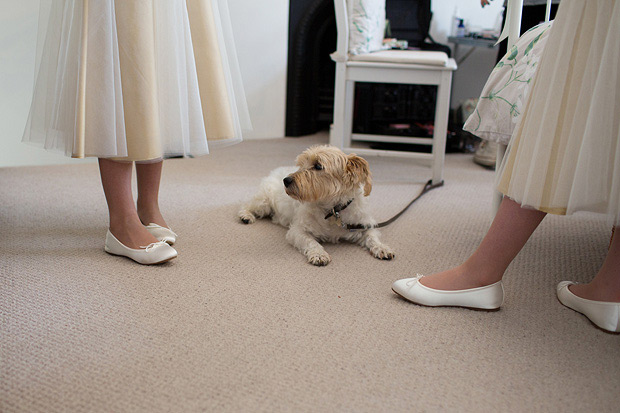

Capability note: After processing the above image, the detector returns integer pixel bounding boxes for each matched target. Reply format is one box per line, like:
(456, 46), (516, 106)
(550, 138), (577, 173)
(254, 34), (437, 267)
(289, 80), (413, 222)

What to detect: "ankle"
(586, 276), (620, 302)
(137, 206), (169, 229)
(137, 204), (160, 223)
(109, 211), (141, 232)
(108, 215), (159, 248)
(459, 262), (504, 286)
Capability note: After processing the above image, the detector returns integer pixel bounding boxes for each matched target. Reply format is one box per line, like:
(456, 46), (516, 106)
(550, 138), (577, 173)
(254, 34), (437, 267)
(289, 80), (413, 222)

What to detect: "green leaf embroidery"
(507, 45), (518, 61)
(524, 31), (544, 56)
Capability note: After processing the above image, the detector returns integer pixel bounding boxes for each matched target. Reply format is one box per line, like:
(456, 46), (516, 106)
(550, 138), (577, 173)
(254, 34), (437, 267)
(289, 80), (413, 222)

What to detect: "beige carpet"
(1, 132), (618, 412)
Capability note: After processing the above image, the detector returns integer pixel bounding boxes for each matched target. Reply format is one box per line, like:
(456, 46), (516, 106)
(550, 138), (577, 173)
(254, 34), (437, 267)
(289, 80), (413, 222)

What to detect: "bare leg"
(420, 197), (546, 290)
(99, 158), (158, 248)
(135, 160), (168, 228)
(570, 227), (620, 302)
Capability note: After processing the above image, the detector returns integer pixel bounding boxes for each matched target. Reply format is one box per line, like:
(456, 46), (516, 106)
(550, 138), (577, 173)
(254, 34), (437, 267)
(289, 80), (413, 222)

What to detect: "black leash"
(334, 179), (444, 231)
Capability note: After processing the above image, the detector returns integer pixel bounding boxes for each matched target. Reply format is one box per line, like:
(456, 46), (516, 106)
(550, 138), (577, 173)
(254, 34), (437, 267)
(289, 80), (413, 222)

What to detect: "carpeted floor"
(1, 133), (618, 412)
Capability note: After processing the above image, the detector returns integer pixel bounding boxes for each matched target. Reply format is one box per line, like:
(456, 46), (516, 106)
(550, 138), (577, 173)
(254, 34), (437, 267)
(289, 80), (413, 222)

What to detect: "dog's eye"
(314, 163), (323, 171)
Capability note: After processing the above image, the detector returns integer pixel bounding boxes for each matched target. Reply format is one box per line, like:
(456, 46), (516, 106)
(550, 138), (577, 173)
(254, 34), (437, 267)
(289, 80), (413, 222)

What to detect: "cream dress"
(497, 0), (620, 225)
(23, 0), (250, 162)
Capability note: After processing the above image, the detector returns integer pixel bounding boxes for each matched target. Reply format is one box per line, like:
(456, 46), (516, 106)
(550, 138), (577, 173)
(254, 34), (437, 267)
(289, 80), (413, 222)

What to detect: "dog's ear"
(346, 154), (372, 196)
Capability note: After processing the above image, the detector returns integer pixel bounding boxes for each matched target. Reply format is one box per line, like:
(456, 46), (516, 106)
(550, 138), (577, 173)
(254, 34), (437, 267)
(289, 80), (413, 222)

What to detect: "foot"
(568, 283), (620, 303)
(370, 244), (395, 260)
(144, 223), (177, 245)
(557, 282), (620, 333)
(418, 265), (501, 291)
(137, 204), (169, 229)
(238, 210), (256, 224)
(307, 250), (331, 266)
(109, 216), (159, 250)
(392, 274), (504, 310)
(105, 230), (177, 265)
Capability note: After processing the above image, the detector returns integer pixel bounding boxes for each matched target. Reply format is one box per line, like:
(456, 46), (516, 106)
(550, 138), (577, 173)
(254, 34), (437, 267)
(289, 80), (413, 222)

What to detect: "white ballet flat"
(104, 230), (177, 265)
(556, 281), (620, 333)
(144, 223), (177, 245)
(392, 274), (504, 310)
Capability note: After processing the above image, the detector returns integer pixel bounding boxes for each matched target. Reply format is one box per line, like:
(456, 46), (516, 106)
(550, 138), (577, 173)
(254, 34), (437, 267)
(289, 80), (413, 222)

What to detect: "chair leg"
(342, 80), (355, 150)
(431, 71), (452, 185)
(330, 63), (347, 149)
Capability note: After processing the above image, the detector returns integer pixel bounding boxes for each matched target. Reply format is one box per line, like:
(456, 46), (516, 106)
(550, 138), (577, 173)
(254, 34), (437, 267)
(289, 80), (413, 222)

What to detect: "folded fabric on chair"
(349, 50), (449, 66)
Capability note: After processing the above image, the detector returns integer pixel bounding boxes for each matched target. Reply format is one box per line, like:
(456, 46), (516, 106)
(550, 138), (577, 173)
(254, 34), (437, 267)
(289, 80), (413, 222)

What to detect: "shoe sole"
(105, 250), (177, 265)
(555, 296), (620, 335)
(391, 288), (501, 312)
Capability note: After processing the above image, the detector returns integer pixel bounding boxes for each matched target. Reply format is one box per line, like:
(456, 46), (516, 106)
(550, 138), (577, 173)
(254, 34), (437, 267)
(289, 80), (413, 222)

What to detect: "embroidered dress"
(23, 0), (250, 162)
(463, 21), (553, 146)
(497, 0), (620, 224)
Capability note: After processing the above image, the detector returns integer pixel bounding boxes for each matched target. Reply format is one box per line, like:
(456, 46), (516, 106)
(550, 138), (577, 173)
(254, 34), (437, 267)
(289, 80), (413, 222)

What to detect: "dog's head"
(283, 145), (372, 202)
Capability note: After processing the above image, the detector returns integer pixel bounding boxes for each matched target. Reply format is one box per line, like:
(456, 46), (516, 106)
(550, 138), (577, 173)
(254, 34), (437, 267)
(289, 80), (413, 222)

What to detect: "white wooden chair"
(329, 0), (457, 185)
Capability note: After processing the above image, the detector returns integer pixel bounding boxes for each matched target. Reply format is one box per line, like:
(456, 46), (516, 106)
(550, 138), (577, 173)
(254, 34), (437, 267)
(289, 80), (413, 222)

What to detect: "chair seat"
(349, 50), (449, 67)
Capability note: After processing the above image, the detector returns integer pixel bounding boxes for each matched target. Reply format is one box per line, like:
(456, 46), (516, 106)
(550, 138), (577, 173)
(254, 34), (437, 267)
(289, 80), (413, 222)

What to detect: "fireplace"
(286, 0), (336, 137)
(285, 0), (445, 138)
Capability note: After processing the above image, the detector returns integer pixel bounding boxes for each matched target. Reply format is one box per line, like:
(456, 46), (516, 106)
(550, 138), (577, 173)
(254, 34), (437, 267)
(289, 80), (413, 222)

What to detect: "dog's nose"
(283, 176), (293, 188)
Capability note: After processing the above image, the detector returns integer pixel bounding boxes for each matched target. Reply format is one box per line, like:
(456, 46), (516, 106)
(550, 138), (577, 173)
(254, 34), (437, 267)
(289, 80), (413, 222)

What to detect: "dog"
(238, 145), (394, 266)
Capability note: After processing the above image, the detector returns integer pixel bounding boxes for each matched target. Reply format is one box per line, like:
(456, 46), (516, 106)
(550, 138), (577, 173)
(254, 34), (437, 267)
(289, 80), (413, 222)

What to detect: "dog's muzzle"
(283, 176), (293, 188)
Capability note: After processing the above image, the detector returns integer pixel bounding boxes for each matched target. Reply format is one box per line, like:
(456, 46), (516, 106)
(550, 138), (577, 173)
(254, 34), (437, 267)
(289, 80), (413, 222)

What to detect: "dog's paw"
(308, 252), (331, 266)
(238, 210), (256, 224)
(371, 245), (395, 260)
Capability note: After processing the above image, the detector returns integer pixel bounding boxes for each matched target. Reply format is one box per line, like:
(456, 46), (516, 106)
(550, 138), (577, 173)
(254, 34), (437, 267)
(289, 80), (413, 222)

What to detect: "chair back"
(333, 0), (349, 59)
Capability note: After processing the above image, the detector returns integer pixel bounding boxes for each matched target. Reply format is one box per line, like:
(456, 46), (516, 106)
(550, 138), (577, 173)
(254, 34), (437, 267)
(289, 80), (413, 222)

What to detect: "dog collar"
(324, 199), (354, 220)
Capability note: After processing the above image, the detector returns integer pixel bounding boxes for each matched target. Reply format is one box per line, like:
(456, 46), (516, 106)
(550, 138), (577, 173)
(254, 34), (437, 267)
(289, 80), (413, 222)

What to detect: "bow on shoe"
(405, 274), (425, 287)
(140, 241), (168, 252)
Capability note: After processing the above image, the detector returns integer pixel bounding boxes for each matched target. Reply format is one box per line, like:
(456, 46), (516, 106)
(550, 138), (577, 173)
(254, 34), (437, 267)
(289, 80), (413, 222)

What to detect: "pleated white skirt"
(497, 0), (620, 225)
(23, 0), (251, 162)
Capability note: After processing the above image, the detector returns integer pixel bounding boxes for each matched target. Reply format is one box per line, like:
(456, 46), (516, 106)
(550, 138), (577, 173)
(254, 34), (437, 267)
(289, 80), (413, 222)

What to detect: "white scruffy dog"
(238, 145), (394, 266)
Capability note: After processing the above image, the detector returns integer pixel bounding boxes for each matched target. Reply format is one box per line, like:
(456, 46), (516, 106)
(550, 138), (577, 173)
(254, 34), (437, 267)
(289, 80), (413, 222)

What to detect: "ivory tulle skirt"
(497, 0), (620, 225)
(23, 0), (251, 162)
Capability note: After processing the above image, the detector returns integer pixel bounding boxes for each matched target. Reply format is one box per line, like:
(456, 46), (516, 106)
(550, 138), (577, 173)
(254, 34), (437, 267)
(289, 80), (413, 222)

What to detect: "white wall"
(0, 0), (289, 168)
(0, 0), (88, 167)
(228, 0), (289, 141)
